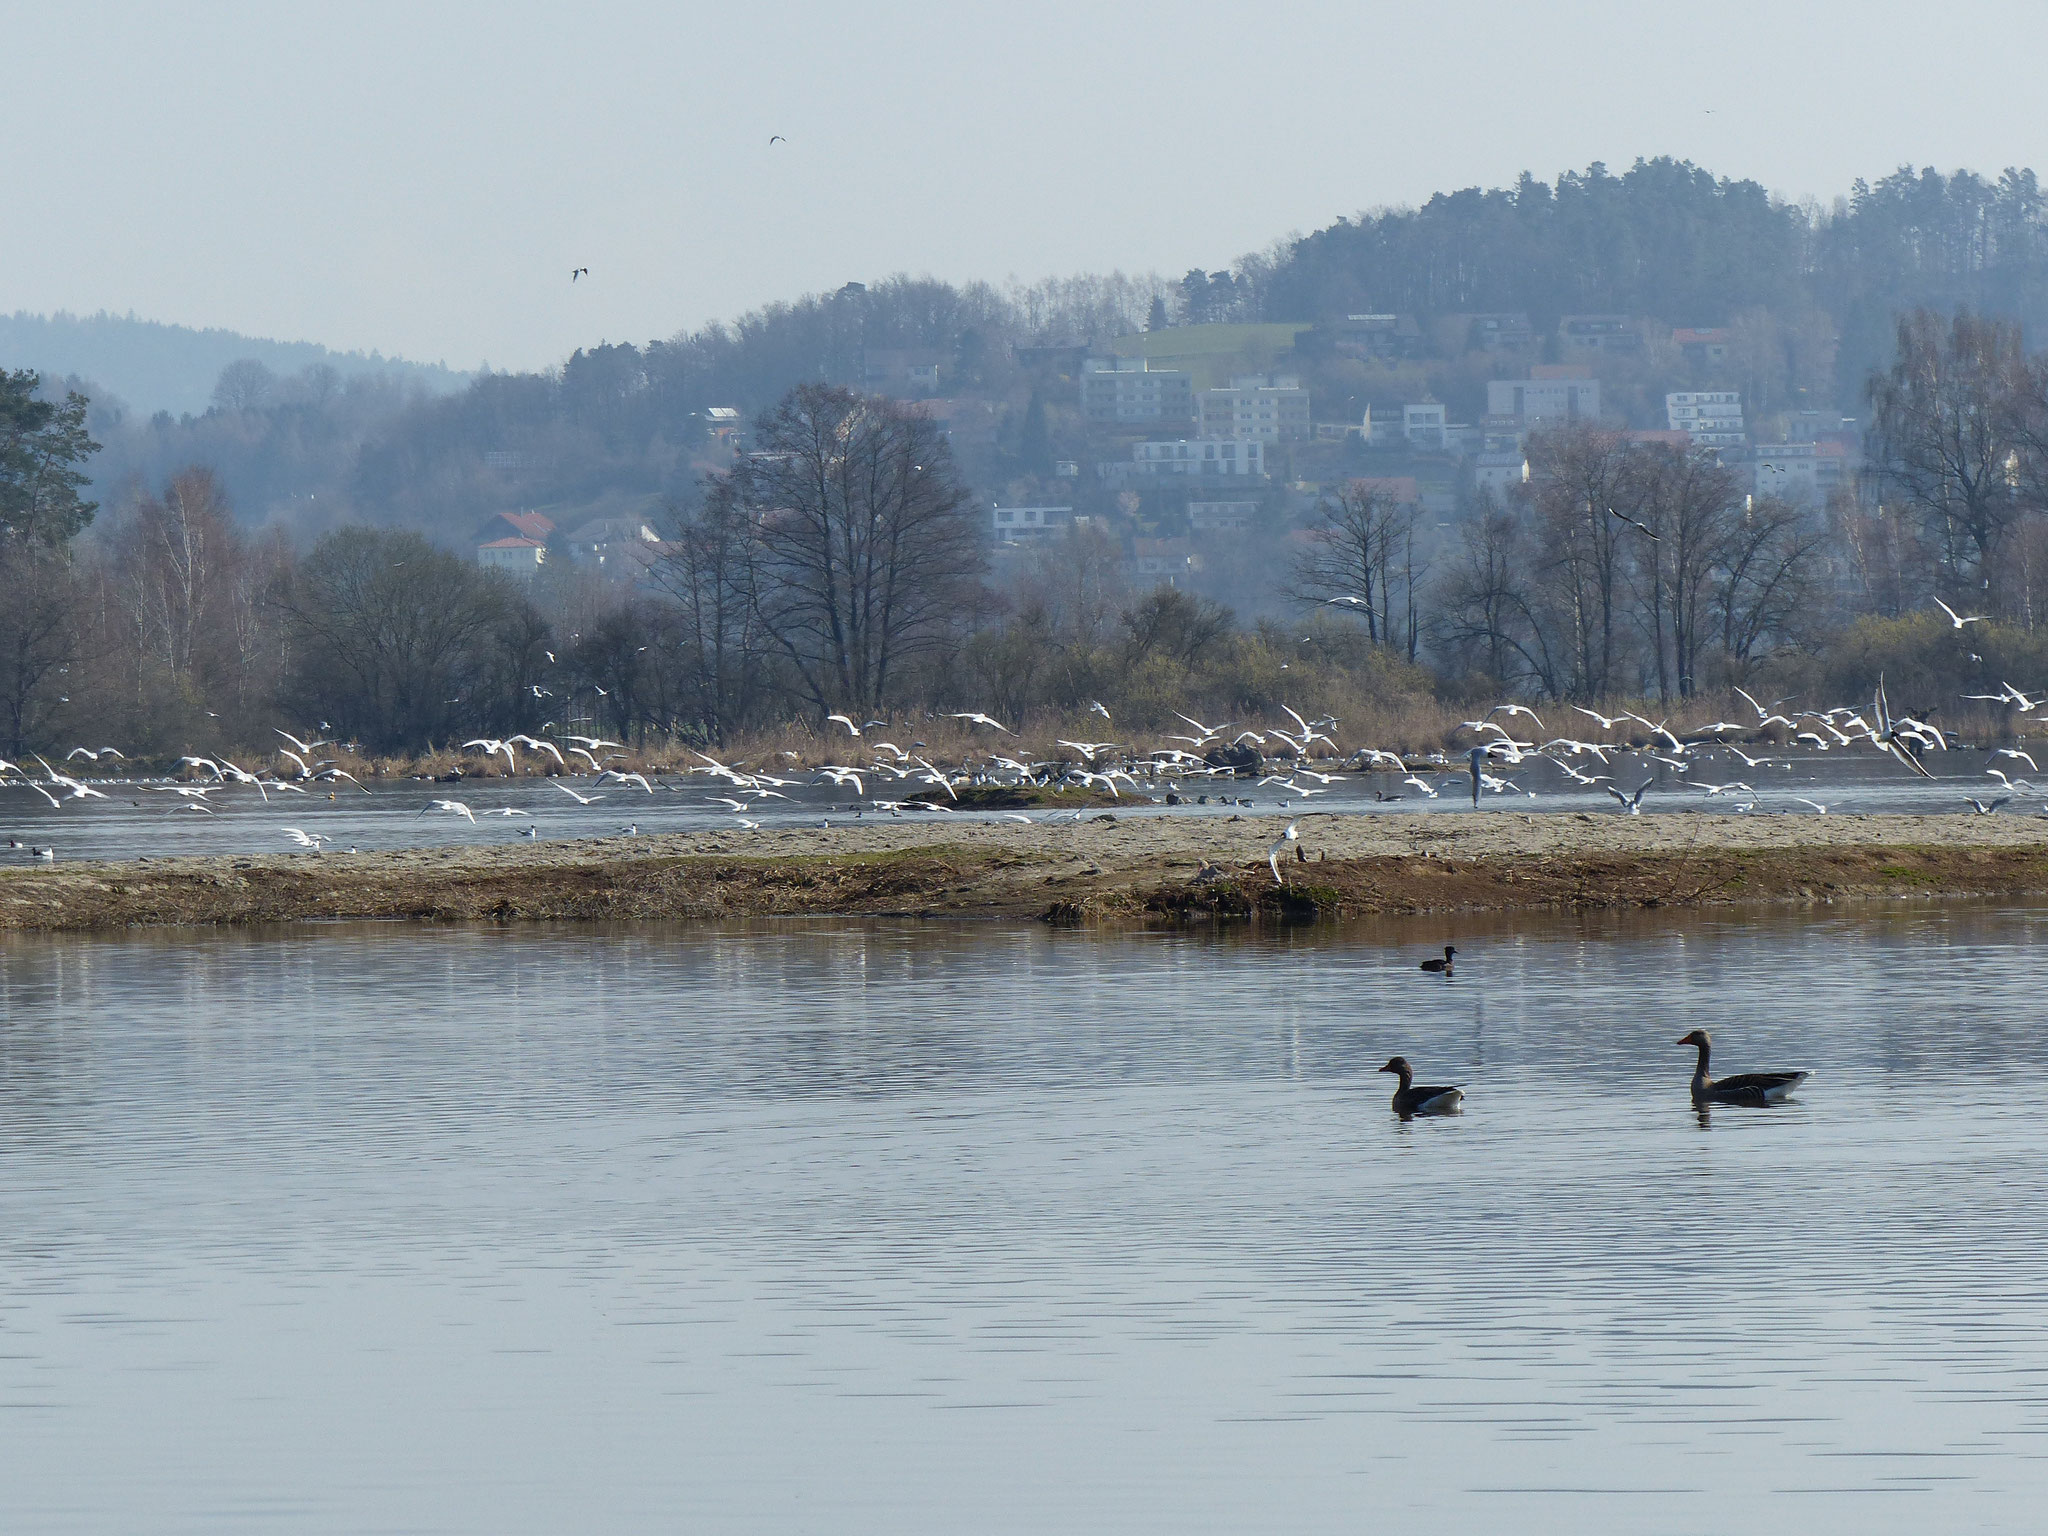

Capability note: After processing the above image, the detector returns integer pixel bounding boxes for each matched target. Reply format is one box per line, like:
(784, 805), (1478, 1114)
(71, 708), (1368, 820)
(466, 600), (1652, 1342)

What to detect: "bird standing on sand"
(1378, 1057), (1464, 1117)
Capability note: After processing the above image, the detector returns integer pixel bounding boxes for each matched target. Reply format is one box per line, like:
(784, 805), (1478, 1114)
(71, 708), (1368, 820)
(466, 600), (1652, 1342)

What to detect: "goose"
(1676, 1029), (1809, 1106)
(1418, 945), (1457, 973)
(1378, 1057), (1463, 1117)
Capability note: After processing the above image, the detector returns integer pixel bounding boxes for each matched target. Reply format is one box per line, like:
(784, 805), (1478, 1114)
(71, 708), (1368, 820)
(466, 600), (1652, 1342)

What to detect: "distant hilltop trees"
(0, 310), (466, 419)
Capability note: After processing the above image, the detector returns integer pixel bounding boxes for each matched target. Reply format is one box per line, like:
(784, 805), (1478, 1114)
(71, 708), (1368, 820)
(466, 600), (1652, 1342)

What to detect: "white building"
(1079, 357), (1196, 427)
(1667, 391), (1745, 448)
(1486, 377), (1601, 426)
(1402, 400), (1449, 450)
(990, 505), (1074, 542)
(1198, 374), (1311, 441)
(478, 536), (546, 576)
(1102, 438), (1265, 479)
(1473, 451), (1529, 499)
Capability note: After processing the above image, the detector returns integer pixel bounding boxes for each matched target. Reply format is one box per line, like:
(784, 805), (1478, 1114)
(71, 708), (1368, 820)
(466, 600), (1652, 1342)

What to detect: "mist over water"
(3, 906), (2046, 1532)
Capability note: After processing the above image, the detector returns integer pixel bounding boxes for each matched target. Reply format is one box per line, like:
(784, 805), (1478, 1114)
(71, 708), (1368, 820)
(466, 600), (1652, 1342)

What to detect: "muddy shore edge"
(4, 812), (2047, 931)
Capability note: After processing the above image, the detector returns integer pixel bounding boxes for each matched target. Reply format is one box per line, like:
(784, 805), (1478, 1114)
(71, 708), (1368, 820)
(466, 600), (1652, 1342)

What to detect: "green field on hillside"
(1107, 324), (1313, 388)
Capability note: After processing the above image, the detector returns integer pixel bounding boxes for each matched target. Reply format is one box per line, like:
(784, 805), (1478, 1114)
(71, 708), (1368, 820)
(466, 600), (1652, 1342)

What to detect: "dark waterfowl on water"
(1676, 1029), (1810, 1106)
(1419, 945), (1457, 973)
(1378, 1057), (1464, 1117)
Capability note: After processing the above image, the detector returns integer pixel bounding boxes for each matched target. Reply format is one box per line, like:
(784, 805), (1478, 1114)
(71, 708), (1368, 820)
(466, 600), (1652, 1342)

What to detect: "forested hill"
(33, 159), (2048, 546)
(1259, 160), (2048, 398)
(0, 310), (467, 417)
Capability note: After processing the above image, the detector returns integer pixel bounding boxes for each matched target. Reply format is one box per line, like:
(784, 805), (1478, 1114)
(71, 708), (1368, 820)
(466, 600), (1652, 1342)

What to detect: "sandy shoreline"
(2, 811), (2046, 931)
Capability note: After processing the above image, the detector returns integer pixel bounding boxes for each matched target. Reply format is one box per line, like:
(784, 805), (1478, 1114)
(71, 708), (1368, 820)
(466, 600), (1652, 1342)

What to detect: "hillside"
(0, 310), (467, 417)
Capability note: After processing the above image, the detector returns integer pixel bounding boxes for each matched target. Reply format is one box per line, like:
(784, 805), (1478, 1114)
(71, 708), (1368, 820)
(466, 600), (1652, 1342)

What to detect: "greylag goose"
(1418, 945), (1457, 973)
(1378, 1057), (1463, 1117)
(1676, 1029), (1809, 1106)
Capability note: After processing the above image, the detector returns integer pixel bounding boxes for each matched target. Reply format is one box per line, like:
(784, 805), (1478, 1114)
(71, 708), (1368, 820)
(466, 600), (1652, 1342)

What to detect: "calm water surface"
(2, 906), (2047, 1532)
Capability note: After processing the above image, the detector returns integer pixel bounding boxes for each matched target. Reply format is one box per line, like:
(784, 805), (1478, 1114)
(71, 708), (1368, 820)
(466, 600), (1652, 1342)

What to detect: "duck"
(1419, 945), (1457, 973)
(1676, 1029), (1809, 1106)
(1378, 1056), (1463, 1116)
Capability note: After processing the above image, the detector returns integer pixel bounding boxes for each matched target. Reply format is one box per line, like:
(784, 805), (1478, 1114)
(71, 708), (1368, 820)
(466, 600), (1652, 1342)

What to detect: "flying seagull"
(769, 135), (786, 145)
(571, 267), (589, 281)
(1933, 597), (1986, 628)
(1606, 506), (1660, 541)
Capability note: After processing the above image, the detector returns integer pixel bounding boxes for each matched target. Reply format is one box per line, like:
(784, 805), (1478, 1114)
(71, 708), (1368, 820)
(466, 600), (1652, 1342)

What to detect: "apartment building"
(1486, 376), (1601, 426)
(990, 505), (1074, 542)
(1672, 328), (1732, 369)
(1101, 438), (1266, 480)
(1188, 499), (1259, 533)
(1079, 357), (1197, 427)
(1559, 315), (1643, 356)
(1324, 313), (1423, 361)
(1198, 374), (1311, 441)
(1667, 391), (1745, 447)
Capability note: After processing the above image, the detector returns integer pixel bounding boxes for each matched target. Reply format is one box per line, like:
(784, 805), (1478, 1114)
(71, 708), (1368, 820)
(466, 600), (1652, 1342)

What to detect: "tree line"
(8, 321), (2048, 764)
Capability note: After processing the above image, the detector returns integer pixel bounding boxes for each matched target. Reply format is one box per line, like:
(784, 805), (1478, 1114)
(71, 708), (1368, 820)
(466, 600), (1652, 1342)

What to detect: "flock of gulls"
(0, 672), (2042, 861)
(1383, 945), (1809, 1118)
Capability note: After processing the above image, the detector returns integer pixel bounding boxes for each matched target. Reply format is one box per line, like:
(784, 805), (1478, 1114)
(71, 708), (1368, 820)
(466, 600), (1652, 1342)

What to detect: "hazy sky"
(8, 1), (2046, 373)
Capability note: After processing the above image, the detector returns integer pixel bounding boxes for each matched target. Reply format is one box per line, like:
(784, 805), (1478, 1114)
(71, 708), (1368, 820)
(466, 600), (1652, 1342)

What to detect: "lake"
(3, 905), (2047, 1532)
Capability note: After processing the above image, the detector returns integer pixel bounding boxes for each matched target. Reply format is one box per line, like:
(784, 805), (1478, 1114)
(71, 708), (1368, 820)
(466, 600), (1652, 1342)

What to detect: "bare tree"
(719, 384), (983, 718)
(1526, 424), (1654, 698)
(1631, 444), (1743, 700)
(1433, 503), (1559, 696)
(1290, 481), (1423, 655)
(277, 529), (539, 752)
(652, 491), (767, 742)
(1867, 309), (2027, 593)
(1717, 496), (1829, 670)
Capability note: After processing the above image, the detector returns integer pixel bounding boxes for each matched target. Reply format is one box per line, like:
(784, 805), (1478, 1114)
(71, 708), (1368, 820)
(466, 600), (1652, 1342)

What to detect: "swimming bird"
(1676, 1029), (1809, 1106)
(1419, 945), (1456, 973)
(1378, 1057), (1464, 1116)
